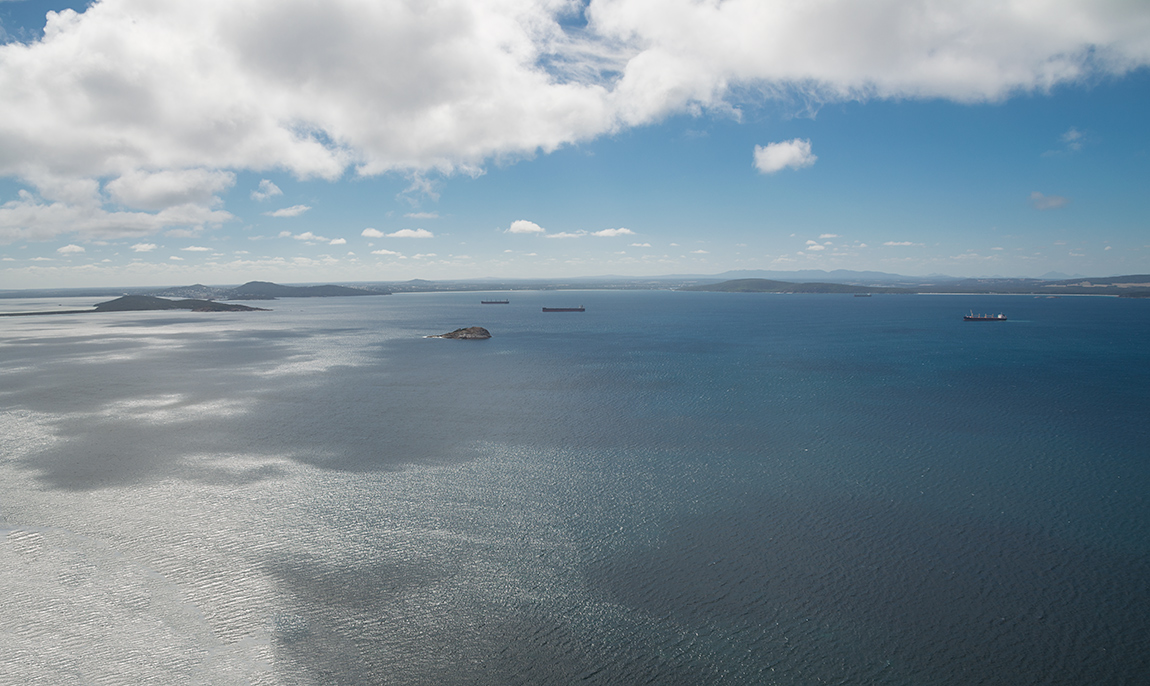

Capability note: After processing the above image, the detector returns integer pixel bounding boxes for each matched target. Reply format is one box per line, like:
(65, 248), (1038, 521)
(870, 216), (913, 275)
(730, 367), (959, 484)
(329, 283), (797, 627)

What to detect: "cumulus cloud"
(329, 237), (346, 245)
(57, 244), (85, 254)
(1030, 191), (1070, 210)
(131, 242), (157, 252)
(884, 241), (923, 246)
(251, 179), (283, 201)
(546, 231), (586, 239)
(591, 227), (635, 237)
(1, 0), (1148, 243)
(506, 220), (546, 234)
(264, 204), (311, 218)
(361, 228), (384, 238)
(371, 248), (401, 256)
(754, 139), (817, 174)
(180, 245), (211, 251)
(804, 240), (826, 251)
(386, 228), (434, 238)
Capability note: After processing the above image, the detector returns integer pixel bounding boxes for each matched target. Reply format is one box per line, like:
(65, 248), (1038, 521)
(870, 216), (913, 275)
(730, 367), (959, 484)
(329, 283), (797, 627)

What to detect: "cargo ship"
(542, 306), (584, 312)
(964, 311), (1007, 321)
(481, 299), (509, 304)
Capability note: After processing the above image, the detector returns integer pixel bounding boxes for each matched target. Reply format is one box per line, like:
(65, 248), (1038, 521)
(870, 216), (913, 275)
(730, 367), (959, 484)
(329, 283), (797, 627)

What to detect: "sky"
(0, 0), (1148, 288)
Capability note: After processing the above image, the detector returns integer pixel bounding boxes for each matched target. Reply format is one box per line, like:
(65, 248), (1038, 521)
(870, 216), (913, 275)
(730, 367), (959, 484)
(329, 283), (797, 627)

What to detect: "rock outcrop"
(432, 326), (491, 339)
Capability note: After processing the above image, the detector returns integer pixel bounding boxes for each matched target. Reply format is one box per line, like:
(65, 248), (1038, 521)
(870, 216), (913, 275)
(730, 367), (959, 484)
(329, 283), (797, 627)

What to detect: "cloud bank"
(1, 0), (1148, 242)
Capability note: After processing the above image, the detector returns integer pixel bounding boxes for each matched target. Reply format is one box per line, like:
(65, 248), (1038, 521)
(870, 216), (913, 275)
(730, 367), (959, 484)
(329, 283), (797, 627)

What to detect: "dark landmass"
(429, 326), (492, 339)
(680, 279), (912, 294)
(151, 281), (391, 300)
(93, 295), (269, 312)
(0, 295), (269, 317)
(676, 274), (1150, 296)
(224, 281), (389, 299)
(3, 273), (1149, 302)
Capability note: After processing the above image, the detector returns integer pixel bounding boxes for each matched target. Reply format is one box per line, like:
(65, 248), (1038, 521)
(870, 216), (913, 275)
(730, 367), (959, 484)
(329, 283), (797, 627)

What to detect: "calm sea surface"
(1, 291), (1148, 684)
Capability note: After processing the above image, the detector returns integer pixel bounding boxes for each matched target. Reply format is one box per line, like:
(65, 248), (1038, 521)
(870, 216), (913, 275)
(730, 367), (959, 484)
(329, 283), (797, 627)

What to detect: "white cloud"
(169, 255), (183, 261)
(506, 220), (546, 234)
(57, 244), (85, 254)
(804, 240), (826, 251)
(264, 204), (311, 218)
(630, 242), (651, 247)
(131, 242), (157, 252)
(754, 139), (817, 174)
(0, 0), (1147, 245)
(884, 241), (923, 246)
(1030, 191), (1069, 210)
(592, 227), (635, 237)
(691, 249), (708, 254)
(105, 169), (234, 211)
(819, 233), (839, 239)
(361, 228), (384, 238)
(546, 231), (586, 239)
(1060, 127), (1084, 150)
(404, 212), (439, 219)
(386, 228), (434, 238)
(371, 248), (401, 256)
(329, 238), (346, 245)
(0, 1), (1141, 181)
(181, 245), (211, 251)
(251, 179), (283, 201)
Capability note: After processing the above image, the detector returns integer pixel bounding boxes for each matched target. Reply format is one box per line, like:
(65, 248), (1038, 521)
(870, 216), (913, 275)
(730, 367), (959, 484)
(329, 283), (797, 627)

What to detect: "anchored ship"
(964, 310), (1007, 321)
(542, 306), (585, 312)
(481, 300), (509, 304)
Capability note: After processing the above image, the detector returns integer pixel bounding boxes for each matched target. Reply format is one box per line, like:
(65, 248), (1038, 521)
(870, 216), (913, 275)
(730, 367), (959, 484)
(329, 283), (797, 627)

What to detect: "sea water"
(1, 291), (1147, 684)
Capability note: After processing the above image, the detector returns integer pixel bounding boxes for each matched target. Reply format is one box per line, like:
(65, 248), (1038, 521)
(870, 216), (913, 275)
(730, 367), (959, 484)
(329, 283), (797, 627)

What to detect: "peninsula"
(0, 295), (268, 317)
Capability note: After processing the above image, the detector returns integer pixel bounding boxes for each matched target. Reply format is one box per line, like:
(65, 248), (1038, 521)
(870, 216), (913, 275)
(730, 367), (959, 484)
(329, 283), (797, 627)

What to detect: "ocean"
(1, 290), (1148, 684)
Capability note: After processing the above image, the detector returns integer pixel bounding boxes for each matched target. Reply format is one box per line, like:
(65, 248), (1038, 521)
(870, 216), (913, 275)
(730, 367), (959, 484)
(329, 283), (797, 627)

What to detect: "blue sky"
(1, 0), (1148, 288)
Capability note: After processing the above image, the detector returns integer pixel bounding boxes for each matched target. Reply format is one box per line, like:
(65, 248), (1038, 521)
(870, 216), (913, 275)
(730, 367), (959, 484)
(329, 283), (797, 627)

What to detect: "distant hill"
(680, 279), (912, 294)
(149, 281), (392, 300)
(224, 281), (389, 299)
(93, 296), (268, 312)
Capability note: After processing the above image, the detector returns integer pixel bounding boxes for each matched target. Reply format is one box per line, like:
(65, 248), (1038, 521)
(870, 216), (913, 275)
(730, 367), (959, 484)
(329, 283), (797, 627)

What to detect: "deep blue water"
(1, 291), (1148, 684)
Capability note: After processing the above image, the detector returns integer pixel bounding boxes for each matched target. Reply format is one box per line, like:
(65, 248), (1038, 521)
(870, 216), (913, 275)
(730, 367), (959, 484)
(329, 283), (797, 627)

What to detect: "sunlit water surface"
(2, 291), (1148, 684)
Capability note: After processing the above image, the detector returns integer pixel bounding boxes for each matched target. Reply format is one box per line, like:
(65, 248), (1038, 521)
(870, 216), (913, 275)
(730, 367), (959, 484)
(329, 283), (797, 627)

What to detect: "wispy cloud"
(131, 242), (157, 252)
(754, 139), (817, 174)
(371, 248), (401, 256)
(546, 231), (586, 239)
(884, 241), (923, 247)
(386, 228), (434, 238)
(592, 227), (635, 237)
(251, 179), (282, 201)
(630, 242), (651, 247)
(181, 245), (211, 252)
(404, 212), (439, 219)
(264, 205), (311, 218)
(1030, 192), (1069, 210)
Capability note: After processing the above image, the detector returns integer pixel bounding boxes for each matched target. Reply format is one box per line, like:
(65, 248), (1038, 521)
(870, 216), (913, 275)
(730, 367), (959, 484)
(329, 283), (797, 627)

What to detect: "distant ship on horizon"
(964, 310), (1007, 321)
(542, 306), (585, 312)
(481, 299), (509, 304)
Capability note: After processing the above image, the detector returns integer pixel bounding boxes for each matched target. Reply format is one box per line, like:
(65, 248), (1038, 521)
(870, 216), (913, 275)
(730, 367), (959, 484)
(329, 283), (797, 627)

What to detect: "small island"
(429, 326), (491, 339)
